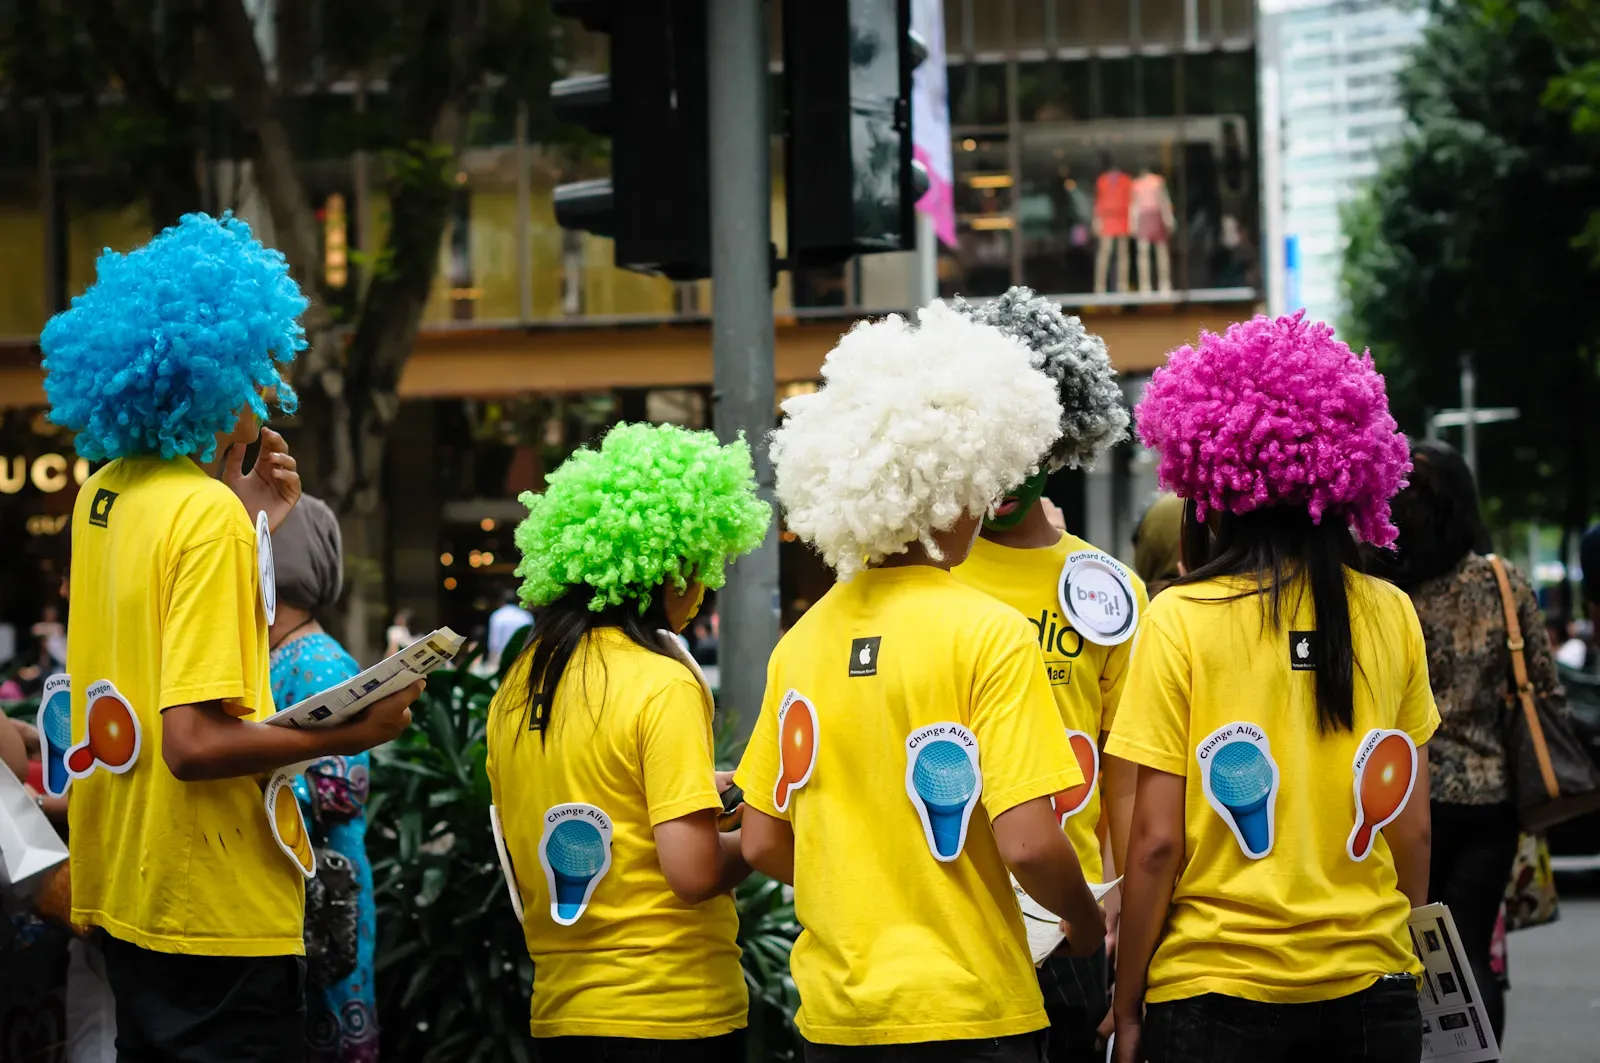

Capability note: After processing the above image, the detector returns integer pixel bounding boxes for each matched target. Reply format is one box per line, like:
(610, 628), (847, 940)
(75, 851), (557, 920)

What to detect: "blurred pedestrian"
(269, 495), (379, 1063)
(489, 423), (768, 1059)
(32, 603), (67, 672)
(1366, 438), (1555, 1041)
(1131, 493), (1185, 597)
(384, 609), (414, 657)
(485, 589), (534, 670)
(1111, 315), (1432, 1063)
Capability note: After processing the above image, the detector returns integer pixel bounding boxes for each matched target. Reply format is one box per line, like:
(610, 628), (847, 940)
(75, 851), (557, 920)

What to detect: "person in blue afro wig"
(42, 211), (307, 463)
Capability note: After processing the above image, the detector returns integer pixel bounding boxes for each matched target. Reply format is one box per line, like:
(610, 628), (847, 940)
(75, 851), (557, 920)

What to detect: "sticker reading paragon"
(1348, 728), (1418, 862)
(1196, 721), (1280, 859)
(1050, 728), (1100, 825)
(539, 802), (614, 926)
(905, 722), (982, 862)
(265, 769), (316, 879)
(65, 680), (142, 779)
(1057, 550), (1138, 647)
(772, 690), (818, 812)
(256, 509), (277, 626)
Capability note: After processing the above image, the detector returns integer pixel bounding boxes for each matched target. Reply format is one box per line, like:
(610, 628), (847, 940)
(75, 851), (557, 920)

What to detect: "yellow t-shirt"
(66, 457), (303, 956)
(734, 566), (1083, 1046)
(485, 629), (746, 1039)
(953, 532), (1149, 882)
(1105, 572), (1440, 1004)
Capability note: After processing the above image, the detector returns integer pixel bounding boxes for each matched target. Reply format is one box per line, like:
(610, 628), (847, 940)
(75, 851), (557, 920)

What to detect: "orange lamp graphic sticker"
(265, 771), (316, 879)
(1347, 728), (1418, 862)
(65, 680), (142, 779)
(772, 690), (818, 813)
(1050, 729), (1100, 825)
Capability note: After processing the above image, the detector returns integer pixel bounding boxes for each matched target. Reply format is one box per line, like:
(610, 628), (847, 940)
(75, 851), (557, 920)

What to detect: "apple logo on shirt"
(849, 637), (882, 678)
(1289, 631), (1317, 671)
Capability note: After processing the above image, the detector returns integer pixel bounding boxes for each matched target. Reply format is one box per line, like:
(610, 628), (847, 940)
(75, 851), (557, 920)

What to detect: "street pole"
(1460, 353), (1478, 481)
(709, 0), (779, 743)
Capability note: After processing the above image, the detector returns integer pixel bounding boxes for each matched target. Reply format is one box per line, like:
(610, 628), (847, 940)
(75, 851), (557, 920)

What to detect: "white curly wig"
(771, 301), (1063, 581)
(952, 286), (1128, 470)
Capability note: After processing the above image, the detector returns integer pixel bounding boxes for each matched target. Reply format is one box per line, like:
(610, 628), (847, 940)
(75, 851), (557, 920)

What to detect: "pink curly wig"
(1136, 312), (1411, 546)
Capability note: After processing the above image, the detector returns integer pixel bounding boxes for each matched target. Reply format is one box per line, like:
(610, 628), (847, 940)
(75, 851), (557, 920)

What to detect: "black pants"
(534, 1031), (745, 1063)
(100, 933), (307, 1062)
(1038, 945), (1108, 1060)
(1141, 975), (1422, 1063)
(1429, 800), (1519, 1041)
(804, 1032), (1046, 1063)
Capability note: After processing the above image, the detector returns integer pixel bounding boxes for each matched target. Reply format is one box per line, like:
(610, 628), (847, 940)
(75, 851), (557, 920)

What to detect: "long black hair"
(1176, 502), (1363, 734)
(1364, 440), (1489, 591)
(516, 588), (673, 741)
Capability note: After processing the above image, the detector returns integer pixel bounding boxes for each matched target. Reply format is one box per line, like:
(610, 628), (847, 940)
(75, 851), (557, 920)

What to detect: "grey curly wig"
(953, 286), (1129, 471)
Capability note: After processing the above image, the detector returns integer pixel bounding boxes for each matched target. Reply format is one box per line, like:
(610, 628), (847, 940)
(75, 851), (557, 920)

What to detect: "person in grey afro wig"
(953, 285), (1129, 471)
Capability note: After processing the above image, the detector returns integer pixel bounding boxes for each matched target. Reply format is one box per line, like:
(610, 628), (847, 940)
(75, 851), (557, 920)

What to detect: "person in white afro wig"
(771, 300), (1064, 581)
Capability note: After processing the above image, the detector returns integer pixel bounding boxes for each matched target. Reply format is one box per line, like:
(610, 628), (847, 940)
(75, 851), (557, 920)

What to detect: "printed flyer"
(1410, 903), (1500, 1063)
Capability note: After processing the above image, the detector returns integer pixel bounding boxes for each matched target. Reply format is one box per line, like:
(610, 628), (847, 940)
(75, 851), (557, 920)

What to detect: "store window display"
(1093, 157), (1133, 294)
(1130, 166), (1176, 294)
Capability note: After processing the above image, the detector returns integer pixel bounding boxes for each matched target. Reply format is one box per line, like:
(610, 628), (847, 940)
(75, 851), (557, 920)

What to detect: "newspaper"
(265, 628), (464, 729)
(1014, 876), (1122, 965)
(1410, 902), (1501, 1063)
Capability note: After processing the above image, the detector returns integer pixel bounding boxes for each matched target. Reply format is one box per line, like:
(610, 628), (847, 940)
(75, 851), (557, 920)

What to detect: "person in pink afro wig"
(1135, 311), (1412, 547)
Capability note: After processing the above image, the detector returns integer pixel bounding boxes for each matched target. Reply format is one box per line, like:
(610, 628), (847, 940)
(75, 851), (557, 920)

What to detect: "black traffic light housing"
(783, 0), (929, 267)
(551, 0), (711, 280)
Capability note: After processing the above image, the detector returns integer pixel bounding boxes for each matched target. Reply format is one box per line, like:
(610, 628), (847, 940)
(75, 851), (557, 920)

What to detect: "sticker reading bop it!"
(905, 723), (982, 862)
(265, 770), (316, 878)
(1197, 722), (1280, 859)
(256, 510), (277, 626)
(1058, 550), (1138, 647)
(1348, 729), (1419, 862)
(38, 674), (72, 798)
(1050, 729), (1100, 825)
(489, 804), (526, 922)
(772, 690), (818, 813)
(65, 680), (142, 779)
(539, 803), (614, 926)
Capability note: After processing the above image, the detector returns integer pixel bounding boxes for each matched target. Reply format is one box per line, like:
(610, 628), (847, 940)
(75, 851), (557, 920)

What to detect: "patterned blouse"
(1406, 554), (1564, 805)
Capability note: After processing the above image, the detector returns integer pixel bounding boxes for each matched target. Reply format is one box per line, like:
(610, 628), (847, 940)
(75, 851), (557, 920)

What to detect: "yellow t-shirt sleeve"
(1097, 571), (1149, 733)
(1104, 616), (1191, 777)
(734, 657), (786, 820)
(638, 679), (723, 827)
(1396, 597), (1440, 746)
(972, 636), (1084, 818)
(159, 532), (266, 717)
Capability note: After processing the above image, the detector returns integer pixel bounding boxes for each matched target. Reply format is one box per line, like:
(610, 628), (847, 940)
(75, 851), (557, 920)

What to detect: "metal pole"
(1460, 353), (1477, 481)
(709, 0), (778, 744)
(515, 101), (533, 323)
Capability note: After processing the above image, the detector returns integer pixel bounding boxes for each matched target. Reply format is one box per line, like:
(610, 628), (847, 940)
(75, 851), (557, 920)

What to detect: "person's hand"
(715, 770), (736, 793)
(1113, 1014), (1142, 1063)
(224, 427), (301, 532)
(1098, 1005), (1115, 1045)
(10, 718), (39, 757)
(715, 770), (744, 831)
(1058, 906), (1108, 958)
(1041, 497), (1067, 532)
(334, 681), (423, 754)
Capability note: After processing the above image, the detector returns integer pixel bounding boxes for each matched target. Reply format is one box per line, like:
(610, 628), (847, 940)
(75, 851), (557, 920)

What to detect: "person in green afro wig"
(485, 422), (769, 1056)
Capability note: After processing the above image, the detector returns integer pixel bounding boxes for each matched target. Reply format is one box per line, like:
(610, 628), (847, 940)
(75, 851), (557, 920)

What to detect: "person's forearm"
(162, 707), (364, 782)
(1101, 749), (1137, 876)
(1012, 844), (1102, 933)
(0, 719), (28, 782)
(1113, 833), (1180, 1019)
(716, 830), (754, 893)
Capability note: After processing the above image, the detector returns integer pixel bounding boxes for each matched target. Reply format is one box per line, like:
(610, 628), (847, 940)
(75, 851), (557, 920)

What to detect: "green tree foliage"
(1341, 0), (1600, 536)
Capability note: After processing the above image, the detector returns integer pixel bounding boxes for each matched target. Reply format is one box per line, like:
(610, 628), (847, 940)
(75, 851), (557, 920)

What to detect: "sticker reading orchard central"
(1057, 550), (1139, 647)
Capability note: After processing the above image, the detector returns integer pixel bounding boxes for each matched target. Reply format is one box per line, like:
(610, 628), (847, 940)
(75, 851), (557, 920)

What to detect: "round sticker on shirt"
(773, 690), (819, 813)
(64, 679), (142, 780)
(1057, 550), (1137, 647)
(265, 769), (316, 879)
(905, 723), (983, 863)
(1196, 721), (1280, 860)
(256, 509), (277, 626)
(539, 803), (614, 926)
(1049, 729), (1100, 826)
(1347, 728), (1418, 862)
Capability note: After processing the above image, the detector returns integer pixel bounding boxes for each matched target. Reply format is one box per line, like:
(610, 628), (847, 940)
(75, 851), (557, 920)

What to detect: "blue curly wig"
(42, 212), (307, 462)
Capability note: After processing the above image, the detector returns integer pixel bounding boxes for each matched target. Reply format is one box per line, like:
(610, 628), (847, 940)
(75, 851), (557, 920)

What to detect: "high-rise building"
(1259, 0), (1427, 325)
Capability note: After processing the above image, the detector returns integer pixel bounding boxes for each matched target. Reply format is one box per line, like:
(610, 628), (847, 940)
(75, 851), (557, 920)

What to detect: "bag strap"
(1487, 554), (1560, 801)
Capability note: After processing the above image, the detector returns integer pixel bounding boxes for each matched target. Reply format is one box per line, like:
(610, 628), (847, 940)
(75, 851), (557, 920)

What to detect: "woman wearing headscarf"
(1131, 493), (1184, 598)
(268, 495), (378, 1063)
(1109, 314), (1435, 1063)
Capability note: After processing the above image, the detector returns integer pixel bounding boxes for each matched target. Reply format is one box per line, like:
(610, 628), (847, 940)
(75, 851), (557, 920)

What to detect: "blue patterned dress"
(270, 632), (379, 1063)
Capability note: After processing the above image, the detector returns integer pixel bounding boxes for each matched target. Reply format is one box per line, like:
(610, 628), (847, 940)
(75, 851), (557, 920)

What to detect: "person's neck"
(269, 607), (319, 650)
(876, 541), (953, 572)
(980, 502), (1062, 550)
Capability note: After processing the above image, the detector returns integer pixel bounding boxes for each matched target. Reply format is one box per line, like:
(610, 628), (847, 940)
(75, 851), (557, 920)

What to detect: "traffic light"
(784, 0), (930, 266)
(550, 0), (711, 280)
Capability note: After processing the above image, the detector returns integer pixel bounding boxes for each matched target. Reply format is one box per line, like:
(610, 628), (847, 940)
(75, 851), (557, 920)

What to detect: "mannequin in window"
(1130, 166), (1175, 294)
(1093, 154), (1132, 294)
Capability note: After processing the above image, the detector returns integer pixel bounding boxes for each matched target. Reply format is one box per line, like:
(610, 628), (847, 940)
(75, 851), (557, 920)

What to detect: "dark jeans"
(100, 932), (307, 1063)
(1038, 945), (1109, 1060)
(534, 1031), (745, 1063)
(804, 1032), (1046, 1063)
(1429, 800), (1519, 1041)
(1141, 975), (1422, 1063)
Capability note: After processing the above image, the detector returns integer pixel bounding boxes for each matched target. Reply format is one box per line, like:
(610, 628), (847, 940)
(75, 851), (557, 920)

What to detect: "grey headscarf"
(273, 494), (344, 613)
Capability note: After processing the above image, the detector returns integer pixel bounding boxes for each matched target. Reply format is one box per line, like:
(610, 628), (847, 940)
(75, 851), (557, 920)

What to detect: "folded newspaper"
(1410, 902), (1500, 1063)
(266, 628), (465, 729)
(1013, 876), (1122, 965)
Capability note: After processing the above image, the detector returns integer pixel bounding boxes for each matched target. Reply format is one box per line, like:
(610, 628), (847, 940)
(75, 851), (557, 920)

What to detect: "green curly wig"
(513, 422), (772, 612)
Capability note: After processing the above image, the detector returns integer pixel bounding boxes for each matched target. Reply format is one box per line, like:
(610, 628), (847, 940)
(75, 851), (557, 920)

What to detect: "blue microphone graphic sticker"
(38, 673), (72, 798)
(1196, 722), (1280, 859)
(538, 803), (614, 926)
(905, 723), (982, 862)
(1058, 550), (1139, 647)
